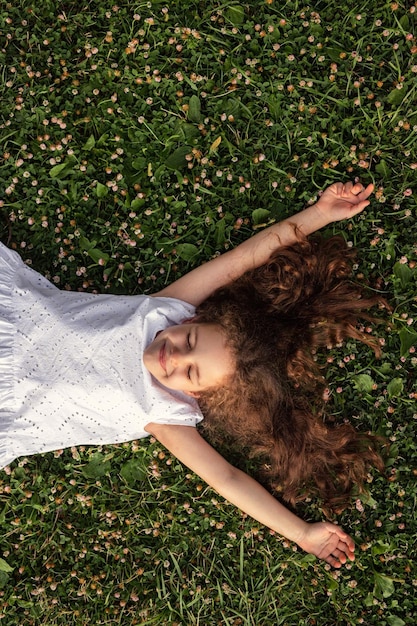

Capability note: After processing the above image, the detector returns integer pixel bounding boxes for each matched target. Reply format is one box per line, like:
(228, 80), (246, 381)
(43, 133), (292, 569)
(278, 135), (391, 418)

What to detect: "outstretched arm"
(145, 422), (355, 568)
(154, 182), (373, 306)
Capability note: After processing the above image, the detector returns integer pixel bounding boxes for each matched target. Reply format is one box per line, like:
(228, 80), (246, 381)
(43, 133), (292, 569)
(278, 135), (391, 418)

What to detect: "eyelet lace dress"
(0, 242), (202, 468)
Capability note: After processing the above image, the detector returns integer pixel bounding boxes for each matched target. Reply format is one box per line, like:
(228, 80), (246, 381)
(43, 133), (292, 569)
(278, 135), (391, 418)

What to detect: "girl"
(1, 181), (381, 568)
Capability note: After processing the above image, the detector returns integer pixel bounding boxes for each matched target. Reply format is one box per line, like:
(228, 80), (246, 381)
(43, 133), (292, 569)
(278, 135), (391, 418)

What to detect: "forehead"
(187, 322), (234, 387)
(178, 321), (224, 345)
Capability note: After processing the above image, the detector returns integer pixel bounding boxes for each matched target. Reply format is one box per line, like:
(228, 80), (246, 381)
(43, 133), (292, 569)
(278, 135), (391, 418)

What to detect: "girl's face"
(143, 322), (234, 395)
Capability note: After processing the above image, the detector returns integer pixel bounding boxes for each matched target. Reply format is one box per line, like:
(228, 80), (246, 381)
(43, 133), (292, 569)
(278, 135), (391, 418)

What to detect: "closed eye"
(187, 332), (194, 381)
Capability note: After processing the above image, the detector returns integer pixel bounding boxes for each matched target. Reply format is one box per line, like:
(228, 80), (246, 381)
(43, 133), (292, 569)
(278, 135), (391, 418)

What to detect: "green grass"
(0, 1), (416, 624)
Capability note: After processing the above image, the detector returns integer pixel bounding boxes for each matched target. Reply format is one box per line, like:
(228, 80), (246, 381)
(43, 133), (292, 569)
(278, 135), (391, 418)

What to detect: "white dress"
(0, 242), (203, 468)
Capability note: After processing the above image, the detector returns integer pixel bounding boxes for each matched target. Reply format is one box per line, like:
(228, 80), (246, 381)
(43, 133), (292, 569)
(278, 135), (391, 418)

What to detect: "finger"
(325, 546), (354, 568)
(342, 181), (354, 194)
(324, 554), (344, 568)
(332, 546), (354, 563)
(321, 523), (356, 557)
(332, 548), (349, 563)
(336, 542), (355, 561)
(350, 182), (365, 195)
(329, 182), (344, 196)
(326, 524), (356, 553)
(348, 200), (371, 216)
(354, 182), (374, 200)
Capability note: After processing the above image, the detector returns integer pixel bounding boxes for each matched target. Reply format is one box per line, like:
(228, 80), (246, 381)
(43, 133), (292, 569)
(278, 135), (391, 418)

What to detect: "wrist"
(293, 202), (331, 238)
(308, 200), (330, 226)
(284, 519), (310, 547)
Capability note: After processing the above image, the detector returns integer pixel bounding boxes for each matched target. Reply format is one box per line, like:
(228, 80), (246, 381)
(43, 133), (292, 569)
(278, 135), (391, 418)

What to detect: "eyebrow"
(194, 326), (201, 386)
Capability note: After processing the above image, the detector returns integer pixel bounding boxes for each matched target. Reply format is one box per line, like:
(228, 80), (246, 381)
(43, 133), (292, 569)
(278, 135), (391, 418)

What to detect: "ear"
(184, 390), (200, 398)
(182, 316), (197, 324)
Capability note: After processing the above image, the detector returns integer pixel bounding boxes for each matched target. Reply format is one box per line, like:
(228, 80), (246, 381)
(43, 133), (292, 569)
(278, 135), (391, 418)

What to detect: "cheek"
(143, 340), (158, 367)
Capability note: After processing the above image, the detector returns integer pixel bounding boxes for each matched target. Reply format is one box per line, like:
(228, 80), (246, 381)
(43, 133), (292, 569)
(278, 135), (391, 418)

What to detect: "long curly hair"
(195, 235), (388, 513)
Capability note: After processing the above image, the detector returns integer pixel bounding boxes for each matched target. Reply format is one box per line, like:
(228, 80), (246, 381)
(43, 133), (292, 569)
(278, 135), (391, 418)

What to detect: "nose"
(170, 345), (187, 369)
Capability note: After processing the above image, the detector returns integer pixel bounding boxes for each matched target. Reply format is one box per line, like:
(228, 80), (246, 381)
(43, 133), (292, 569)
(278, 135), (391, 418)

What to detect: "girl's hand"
(314, 181), (374, 223)
(297, 522), (355, 568)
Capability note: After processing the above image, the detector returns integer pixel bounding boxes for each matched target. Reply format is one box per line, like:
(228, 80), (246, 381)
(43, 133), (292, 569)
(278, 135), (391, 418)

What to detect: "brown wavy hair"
(195, 235), (388, 513)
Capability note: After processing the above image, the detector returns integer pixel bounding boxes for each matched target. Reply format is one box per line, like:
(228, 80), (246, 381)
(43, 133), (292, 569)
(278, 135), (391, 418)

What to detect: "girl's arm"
(145, 422), (355, 568)
(154, 182), (373, 306)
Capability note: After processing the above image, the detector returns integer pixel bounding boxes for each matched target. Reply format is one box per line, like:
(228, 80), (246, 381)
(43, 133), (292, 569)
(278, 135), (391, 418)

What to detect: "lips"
(159, 342), (167, 373)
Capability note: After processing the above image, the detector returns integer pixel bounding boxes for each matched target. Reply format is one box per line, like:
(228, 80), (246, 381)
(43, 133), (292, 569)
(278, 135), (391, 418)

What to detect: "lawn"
(0, 1), (416, 624)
